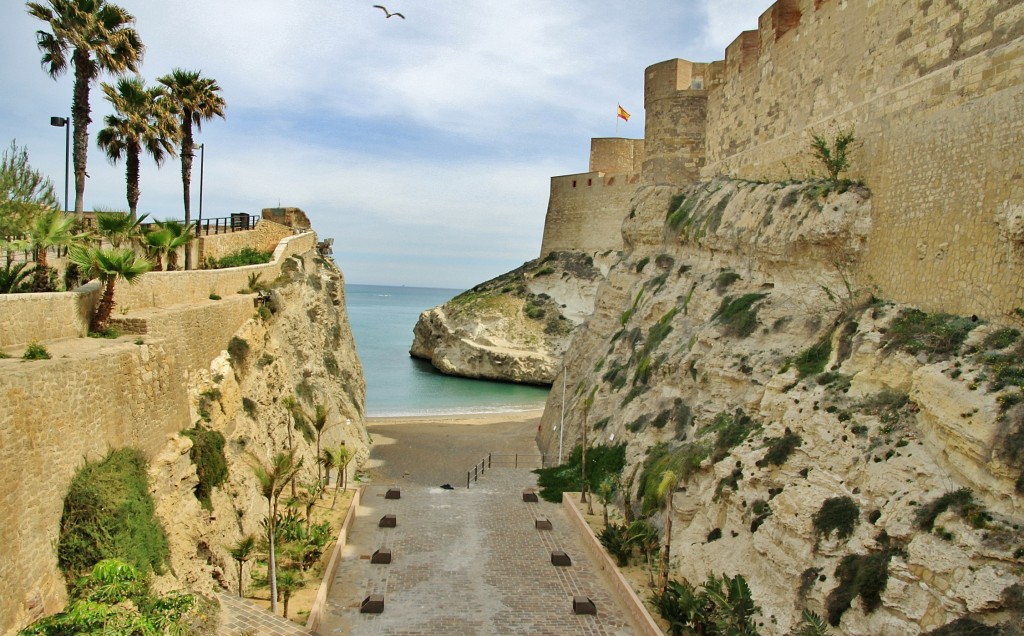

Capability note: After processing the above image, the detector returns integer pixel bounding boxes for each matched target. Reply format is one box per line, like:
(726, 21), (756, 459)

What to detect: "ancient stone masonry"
(0, 235), (368, 635)
(544, 0), (1024, 318)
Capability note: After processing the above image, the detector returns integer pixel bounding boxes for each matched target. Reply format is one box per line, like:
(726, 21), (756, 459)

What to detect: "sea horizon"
(344, 283), (551, 418)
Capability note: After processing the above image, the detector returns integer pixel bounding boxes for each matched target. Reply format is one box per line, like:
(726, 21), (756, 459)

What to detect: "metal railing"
(465, 452), (551, 488)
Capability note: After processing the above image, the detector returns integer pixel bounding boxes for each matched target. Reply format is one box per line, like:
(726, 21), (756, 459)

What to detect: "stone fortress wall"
(0, 220), (311, 349)
(541, 0), (1024, 318)
(0, 222), (319, 634)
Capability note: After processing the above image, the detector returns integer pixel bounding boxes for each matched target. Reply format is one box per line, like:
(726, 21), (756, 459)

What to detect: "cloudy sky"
(0, 0), (772, 289)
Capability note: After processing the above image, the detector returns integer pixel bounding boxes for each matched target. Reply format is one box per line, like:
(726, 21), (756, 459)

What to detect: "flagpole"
(615, 104), (619, 136)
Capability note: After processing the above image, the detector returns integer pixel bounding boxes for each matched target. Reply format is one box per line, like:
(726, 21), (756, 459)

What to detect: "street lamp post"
(196, 143), (205, 236)
(49, 115), (70, 214)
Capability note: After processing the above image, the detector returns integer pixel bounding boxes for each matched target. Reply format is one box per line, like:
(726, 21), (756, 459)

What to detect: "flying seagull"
(373, 5), (405, 19)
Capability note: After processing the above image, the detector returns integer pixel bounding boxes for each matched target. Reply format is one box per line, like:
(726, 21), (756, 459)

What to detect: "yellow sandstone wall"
(690, 0), (1024, 317)
(198, 218), (294, 264)
(0, 296), (253, 631)
(540, 171), (639, 257)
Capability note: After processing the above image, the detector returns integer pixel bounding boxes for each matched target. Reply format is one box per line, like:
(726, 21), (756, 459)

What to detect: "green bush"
(181, 426), (228, 510)
(22, 341), (50, 360)
(227, 337), (250, 366)
(758, 430), (803, 467)
(982, 327), (1020, 350)
(713, 293), (769, 338)
(915, 488), (984, 532)
(883, 308), (977, 360)
(599, 523), (633, 567)
(811, 128), (856, 182)
(208, 247), (273, 269)
(653, 573), (759, 636)
(57, 448), (170, 580)
(715, 270), (741, 293)
(795, 336), (832, 379)
(813, 496), (859, 543)
(826, 551), (895, 626)
(702, 408), (759, 463)
(533, 443), (625, 503)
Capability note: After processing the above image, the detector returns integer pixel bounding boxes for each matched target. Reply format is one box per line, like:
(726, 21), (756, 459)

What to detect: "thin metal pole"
(196, 144), (205, 236)
(63, 116), (70, 215)
(467, 472), (470, 489)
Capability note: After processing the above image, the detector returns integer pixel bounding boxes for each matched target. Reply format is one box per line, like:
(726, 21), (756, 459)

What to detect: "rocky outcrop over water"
(410, 251), (615, 385)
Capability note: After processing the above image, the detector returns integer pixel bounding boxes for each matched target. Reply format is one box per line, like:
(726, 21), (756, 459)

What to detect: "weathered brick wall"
(589, 138), (644, 175)
(689, 0), (1024, 317)
(539, 171), (639, 257)
(0, 283), (99, 347)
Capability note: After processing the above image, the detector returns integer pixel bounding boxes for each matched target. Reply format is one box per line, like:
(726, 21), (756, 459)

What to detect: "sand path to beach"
(316, 411), (640, 635)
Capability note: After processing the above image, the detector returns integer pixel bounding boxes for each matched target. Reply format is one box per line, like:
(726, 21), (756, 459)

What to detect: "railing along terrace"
(465, 452), (552, 488)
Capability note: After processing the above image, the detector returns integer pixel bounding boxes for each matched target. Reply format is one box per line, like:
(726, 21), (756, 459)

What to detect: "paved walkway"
(218, 591), (311, 636)
(315, 468), (640, 636)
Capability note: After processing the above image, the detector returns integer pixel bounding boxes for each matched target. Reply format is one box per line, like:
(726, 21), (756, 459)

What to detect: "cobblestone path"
(315, 468), (639, 635)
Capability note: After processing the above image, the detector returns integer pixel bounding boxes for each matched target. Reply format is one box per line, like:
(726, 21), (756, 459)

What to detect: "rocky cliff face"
(410, 251), (614, 385)
(148, 250), (368, 600)
(537, 178), (1024, 634)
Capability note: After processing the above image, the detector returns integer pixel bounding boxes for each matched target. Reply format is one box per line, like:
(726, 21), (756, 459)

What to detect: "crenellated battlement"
(541, 0), (1024, 317)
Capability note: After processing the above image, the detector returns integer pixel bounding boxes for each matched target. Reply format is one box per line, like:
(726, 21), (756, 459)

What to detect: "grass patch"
(713, 293), (768, 338)
(181, 426), (228, 511)
(982, 327), (1020, 351)
(638, 442), (710, 515)
(700, 408), (759, 463)
(57, 448), (169, 580)
(533, 444), (625, 503)
(715, 270), (741, 293)
(794, 336), (832, 379)
(208, 247), (274, 269)
(635, 256), (650, 273)
(883, 308), (977, 360)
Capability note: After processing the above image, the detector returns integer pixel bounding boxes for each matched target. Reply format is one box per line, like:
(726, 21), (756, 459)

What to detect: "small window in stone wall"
(692, 78), (704, 89)
(572, 180), (577, 188)
(587, 178), (592, 186)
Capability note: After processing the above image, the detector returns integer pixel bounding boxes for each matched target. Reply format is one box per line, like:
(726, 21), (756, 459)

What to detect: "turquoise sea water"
(345, 284), (550, 417)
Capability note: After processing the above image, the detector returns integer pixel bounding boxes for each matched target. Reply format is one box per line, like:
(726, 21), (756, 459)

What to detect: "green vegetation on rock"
(713, 293), (768, 338)
(533, 443), (625, 503)
(181, 425), (228, 510)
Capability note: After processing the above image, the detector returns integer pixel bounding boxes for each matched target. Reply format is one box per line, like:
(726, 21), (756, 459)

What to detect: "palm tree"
(158, 69), (225, 269)
(69, 245), (151, 331)
(0, 262), (36, 294)
(94, 209), (146, 248)
(597, 476), (617, 528)
(626, 518), (660, 587)
(656, 469), (681, 595)
(321, 445), (351, 508)
(290, 402), (330, 487)
(228, 534), (256, 598)
(248, 450), (302, 616)
(287, 481), (323, 538)
(276, 568), (303, 619)
(97, 77), (178, 219)
(27, 208), (86, 291)
(144, 219), (193, 271)
(28, 0), (144, 215)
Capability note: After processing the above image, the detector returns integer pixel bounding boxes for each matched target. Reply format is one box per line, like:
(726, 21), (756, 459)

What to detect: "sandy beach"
(364, 409), (545, 486)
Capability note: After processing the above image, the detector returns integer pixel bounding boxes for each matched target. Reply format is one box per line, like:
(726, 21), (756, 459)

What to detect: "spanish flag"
(617, 104), (631, 121)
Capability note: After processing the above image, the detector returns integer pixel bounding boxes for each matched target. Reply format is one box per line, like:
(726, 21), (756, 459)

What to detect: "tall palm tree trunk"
(180, 114), (194, 269)
(126, 143), (141, 220)
(268, 499), (279, 615)
(659, 511), (673, 595)
(236, 560), (244, 598)
(72, 49), (94, 216)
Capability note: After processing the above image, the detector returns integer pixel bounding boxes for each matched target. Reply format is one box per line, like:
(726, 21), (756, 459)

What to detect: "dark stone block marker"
(551, 550), (572, 566)
(522, 489), (539, 502)
(385, 488), (401, 499)
(535, 517), (553, 530)
(361, 594), (385, 614)
(371, 548), (392, 564)
(573, 596), (596, 615)
(379, 514), (397, 528)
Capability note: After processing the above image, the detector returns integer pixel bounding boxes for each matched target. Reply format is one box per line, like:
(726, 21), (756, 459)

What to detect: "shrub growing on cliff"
(757, 430), (803, 467)
(811, 128), (856, 183)
(57, 448), (170, 580)
(181, 425), (228, 510)
(826, 550), (896, 626)
(227, 336), (250, 366)
(915, 488), (987, 532)
(653, 573), (759, 636)
(882, 308), (977, 360)
(794, 336), (832, 379)
(713, 293), (769, 338)
(812, 496), (859, 545)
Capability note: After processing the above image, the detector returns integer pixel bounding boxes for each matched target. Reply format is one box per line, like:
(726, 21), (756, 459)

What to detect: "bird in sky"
(373, 5), (405, 19)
